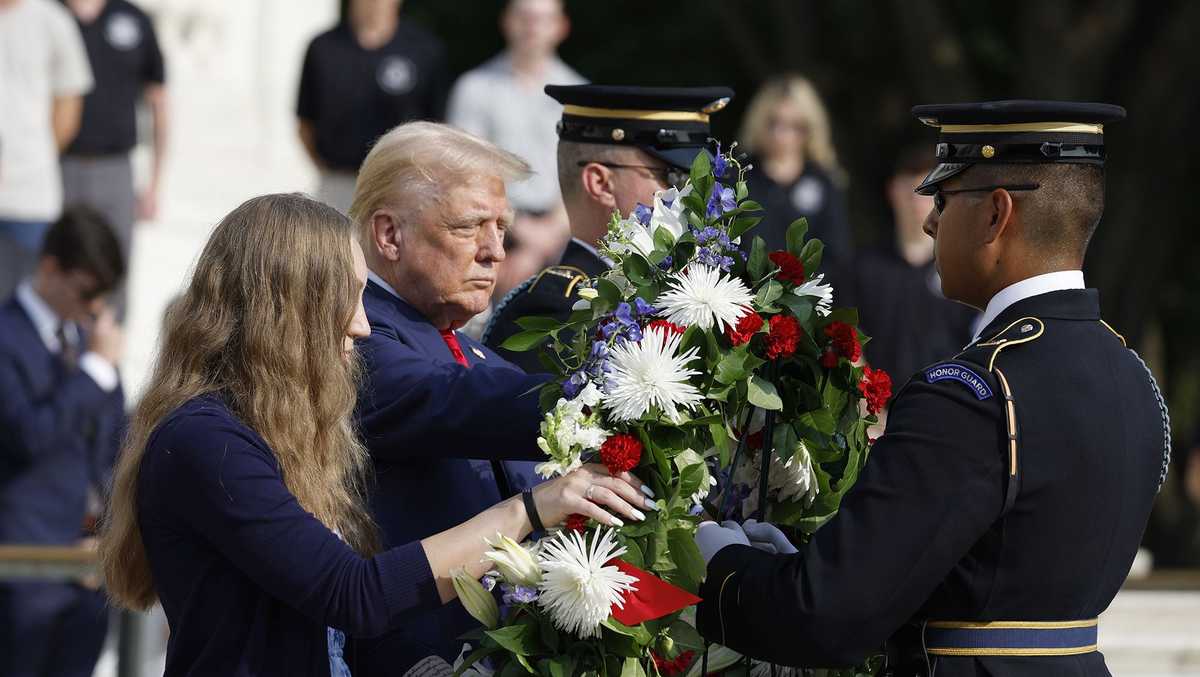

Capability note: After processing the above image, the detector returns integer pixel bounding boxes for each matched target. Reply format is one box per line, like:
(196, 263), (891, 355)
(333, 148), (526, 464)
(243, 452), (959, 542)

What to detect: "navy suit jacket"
(0, 297), (124, 544)
(354, 280), (549, 668)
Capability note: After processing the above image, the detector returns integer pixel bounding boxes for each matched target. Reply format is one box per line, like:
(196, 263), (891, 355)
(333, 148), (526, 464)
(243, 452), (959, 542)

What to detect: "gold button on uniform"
(982, 144), (996, 159)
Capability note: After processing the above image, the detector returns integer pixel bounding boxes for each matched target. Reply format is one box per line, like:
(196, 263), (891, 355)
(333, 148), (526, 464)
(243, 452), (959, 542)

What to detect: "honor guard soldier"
(482, 84), (734, 372)
(694, 101), (1170, 676)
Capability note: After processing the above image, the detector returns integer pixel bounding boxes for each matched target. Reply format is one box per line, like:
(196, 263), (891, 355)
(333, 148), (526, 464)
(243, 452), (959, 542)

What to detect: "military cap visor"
(911, 100), (1126, 195)
(547, 84), (735, 170)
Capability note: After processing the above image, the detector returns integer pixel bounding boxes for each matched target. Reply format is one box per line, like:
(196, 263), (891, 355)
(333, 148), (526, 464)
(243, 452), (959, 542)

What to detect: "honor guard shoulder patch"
(925, 363), (994, 400)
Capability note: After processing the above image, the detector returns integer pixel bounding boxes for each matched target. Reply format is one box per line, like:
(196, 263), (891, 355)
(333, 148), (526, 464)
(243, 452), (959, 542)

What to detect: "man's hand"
(87, 307), (125, 365)
(696, 520), (750, 564)
(742, 519), (799, 555)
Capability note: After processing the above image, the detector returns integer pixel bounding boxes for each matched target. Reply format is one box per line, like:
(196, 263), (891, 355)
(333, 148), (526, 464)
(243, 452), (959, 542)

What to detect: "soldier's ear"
(579, 163), (617, 210)
(983, 188), (1015, 245)
(370, 210), (404, 261)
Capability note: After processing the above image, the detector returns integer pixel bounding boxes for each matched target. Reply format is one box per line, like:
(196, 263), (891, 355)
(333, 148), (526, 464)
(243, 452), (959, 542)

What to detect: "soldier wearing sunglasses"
(483, 84), (734, 373)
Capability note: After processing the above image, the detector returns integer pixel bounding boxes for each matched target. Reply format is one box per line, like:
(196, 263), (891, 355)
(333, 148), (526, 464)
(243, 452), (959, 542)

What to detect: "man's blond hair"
(349, 121), (531, 233)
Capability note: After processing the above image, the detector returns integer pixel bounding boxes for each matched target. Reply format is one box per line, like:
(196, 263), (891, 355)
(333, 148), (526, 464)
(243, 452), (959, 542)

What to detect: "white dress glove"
(696, 520), (751, 564)
(742, 518), (799, 555)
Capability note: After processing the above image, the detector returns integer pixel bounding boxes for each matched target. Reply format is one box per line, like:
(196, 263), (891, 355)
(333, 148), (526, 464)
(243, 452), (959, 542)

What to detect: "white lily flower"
(484, 533), (542, 588)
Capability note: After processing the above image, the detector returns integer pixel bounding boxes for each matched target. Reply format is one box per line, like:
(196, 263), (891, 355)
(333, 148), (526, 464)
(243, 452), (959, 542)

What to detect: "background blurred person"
(738, 75), (852, 278)
(98, 193), (645, 676)
(0, 206), (126, 677)
(0, 0), (93, 298)
(297, 0), (450, 214)
(848, 144), (976, 383)
(61, 0), (168, 315)
(447, 0), (583, 255)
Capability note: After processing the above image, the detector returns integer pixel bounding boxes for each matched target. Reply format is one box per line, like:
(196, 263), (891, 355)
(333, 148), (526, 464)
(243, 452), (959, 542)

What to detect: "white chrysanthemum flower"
(603, 326), (703, 423)
(793, 273), (834, 317)
(658, 265), (755, 332)
(537, 528), (638, 639)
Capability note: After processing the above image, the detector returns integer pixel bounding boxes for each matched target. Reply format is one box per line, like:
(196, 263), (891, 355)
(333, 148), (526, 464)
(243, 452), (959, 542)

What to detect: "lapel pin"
(471, 347), (487, 360)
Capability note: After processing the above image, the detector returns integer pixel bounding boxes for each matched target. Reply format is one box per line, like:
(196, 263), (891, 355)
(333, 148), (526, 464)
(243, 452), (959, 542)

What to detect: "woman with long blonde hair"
(738, 75), (852, 271)
(100, 193), (646, 676)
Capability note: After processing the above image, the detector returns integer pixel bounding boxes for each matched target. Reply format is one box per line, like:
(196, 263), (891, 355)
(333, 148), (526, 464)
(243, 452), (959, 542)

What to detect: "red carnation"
(599, 433), (643, 474)
(725, 309), (764, 346)
(652, 650), (696, 677)
(647, 319), (686, 337)
(858, 366), (893, 415)
(824, 321), (862, 363)
(765, 314), (801, 360)
(819, 347), (838, 369)
(565, 513), (589, 532)
(768, 250), (806, 285)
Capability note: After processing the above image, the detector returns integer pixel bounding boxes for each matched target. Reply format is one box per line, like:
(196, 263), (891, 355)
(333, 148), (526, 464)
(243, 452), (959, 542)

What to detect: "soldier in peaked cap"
(482, 85), (734, 371)
(693, 101), (1170, 676)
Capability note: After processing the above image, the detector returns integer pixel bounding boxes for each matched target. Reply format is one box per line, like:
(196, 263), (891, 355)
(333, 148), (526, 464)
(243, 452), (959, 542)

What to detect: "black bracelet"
(522, 488), (545, 533)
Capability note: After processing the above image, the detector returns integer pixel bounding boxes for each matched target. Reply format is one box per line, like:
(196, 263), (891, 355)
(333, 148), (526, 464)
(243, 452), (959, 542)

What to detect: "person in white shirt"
(0, 0), (95, 299)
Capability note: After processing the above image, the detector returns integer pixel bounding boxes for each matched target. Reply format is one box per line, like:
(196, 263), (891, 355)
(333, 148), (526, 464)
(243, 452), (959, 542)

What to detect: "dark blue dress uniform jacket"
(697, 289), (1167, 676)
(354, 280), (549, 669)
(0, 297), (125, 676)
(138, 394), (440, 677)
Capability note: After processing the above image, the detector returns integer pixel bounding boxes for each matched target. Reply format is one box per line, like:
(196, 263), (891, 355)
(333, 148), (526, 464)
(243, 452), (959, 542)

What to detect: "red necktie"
(439, 329), (470, 367)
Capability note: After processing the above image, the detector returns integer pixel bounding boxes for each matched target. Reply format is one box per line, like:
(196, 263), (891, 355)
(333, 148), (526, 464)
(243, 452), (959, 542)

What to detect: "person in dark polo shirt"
(297, 0), (450, 214)
(61, 0), (166, 314)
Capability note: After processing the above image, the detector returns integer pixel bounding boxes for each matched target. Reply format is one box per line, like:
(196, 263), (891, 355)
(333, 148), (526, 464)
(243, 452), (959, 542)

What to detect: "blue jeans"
(328, 627), (352, 676)
(0, 220), (50, 252)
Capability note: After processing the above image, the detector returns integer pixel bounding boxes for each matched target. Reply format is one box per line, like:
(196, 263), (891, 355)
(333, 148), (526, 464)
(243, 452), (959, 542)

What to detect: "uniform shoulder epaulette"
(966, 316), (1045, 371)
(528, 265), (590, 298)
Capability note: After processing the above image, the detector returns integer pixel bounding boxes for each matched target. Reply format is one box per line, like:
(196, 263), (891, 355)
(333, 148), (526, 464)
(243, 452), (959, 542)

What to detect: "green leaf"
(453, 645), (504, 677)
(777, 294), (814, 327)
(625, 255), (653, 286)
(593, 277), (623, 313)
(678, 462), (706, 501)
(485, 624), (539, 656)
(799, 238), (824, 276)
(514, 315), (563, 332)
(621, 657), (646, 677)
(737, 199), (764, 213)
(825, 307), (860, 326)
(709, 422), (732, 467)
(501, 330), (550, 352)
(728, 216), (761, 241)
(714, 344), (766, 386)
(538, 383), (563, 414)
(667, 528), (706, 591)
(785, 218), (809, 257)
(539, 656), (576, 677)
(735, 181), (748, 201)
(654, 226), (677, 252)
(747, 375), (783, 410)
(603, 618), (654, 644)
(747, 236), (768, 280)
(622, 537), (646, 569)
(689, 150), (712, 188)
(755, 280), (783, 309)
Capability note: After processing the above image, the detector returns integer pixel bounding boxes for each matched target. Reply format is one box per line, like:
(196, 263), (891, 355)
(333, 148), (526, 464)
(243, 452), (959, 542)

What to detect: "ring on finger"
(586, 484), (595, 501)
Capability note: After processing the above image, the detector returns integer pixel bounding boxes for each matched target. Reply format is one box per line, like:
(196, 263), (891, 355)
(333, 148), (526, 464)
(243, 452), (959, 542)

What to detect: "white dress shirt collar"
(971, 270), (1085, 342)
(367, 270), (403, 301)
(16, 280), (66, 352)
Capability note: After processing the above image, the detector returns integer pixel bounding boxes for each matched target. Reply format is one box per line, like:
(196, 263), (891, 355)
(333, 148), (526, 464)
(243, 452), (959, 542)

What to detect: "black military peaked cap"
(911, 99), (1126, 195)
(546, 84), (735, 171)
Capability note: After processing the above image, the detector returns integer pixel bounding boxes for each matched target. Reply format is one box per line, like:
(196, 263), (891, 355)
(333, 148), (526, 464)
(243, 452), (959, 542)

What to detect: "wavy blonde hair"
(101, 193), (381, 610)
(739, 75), (843, 180)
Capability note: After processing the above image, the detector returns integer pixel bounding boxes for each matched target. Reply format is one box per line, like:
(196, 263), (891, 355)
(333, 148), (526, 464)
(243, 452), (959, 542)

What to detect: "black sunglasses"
(577, 161), (688, 189)
(933, 183), (1040, 214)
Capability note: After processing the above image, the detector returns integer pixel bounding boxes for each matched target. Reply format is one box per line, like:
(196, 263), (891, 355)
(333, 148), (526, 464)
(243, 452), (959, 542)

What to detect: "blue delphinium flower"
(633, 202), (652, 226)
(633, 297), (658, 317)
(562, 370), (588, 399)
(705, 183), (737, 219)
(713, 142), (728, 178)
(658, 255), (673, 270)
(501, 584), (540, 605)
